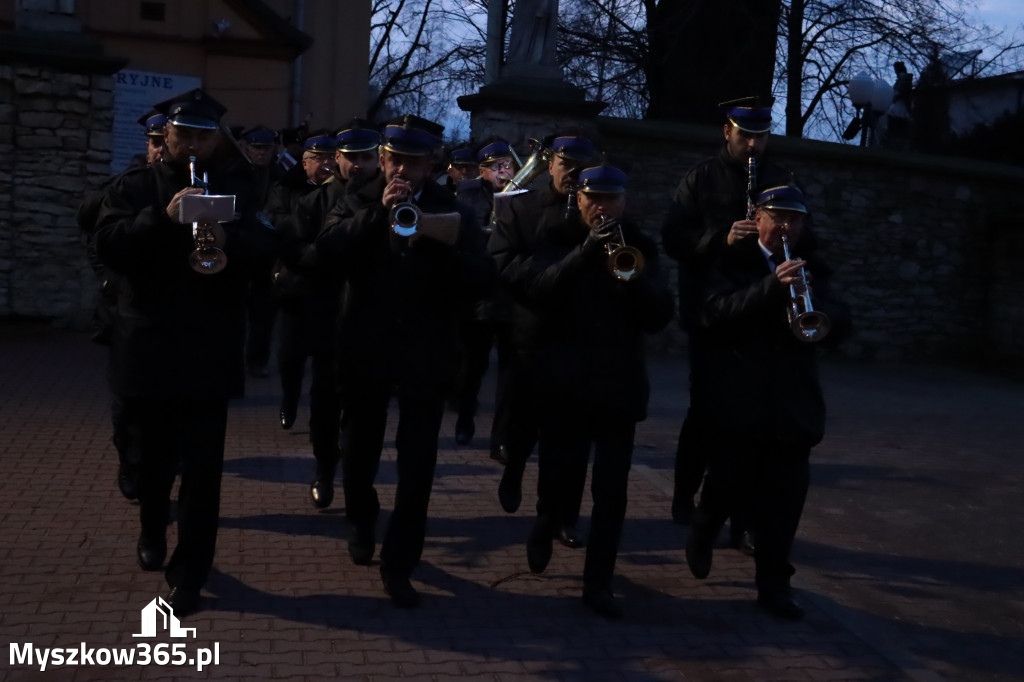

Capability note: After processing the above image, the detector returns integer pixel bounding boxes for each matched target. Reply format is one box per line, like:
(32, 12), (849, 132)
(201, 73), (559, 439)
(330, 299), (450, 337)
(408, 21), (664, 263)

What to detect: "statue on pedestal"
(503, 0), (561, 80)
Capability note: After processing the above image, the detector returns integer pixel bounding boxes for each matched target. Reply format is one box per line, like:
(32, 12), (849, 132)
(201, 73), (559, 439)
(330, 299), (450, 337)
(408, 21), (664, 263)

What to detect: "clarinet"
(746, 156), (757, 220)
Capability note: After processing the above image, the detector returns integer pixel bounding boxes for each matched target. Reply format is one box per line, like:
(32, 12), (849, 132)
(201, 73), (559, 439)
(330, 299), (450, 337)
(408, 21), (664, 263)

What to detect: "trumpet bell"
(790, 310), (831, 343)
(189, 247), (228, 275)
(608, 246), (645, 281)
(390, 202), (420, 237)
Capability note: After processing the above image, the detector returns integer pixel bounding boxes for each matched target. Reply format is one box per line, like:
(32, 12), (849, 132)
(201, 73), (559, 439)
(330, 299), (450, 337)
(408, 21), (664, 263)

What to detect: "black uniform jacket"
(698, 237), (851, 447)
(456, 177), (494, 230)
(317, 174), (496, 400)
(662, 145), (793, 331)
(489, 184), (674, 422)
(274, 172), (377, 300)
(93, 157), (275, 399)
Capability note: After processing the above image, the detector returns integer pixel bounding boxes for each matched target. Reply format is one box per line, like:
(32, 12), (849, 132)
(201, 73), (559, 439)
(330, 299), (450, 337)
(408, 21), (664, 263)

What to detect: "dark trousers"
(453, 318), (493, 420)
(341, 386), (445, 578)
(696, 439), (810, 595)
(538, 411), (636, 590)
(111, 394), (139, 476)
(673, 403), (712, 502)
(245, 271), (277, 370)
(488, 324), (515, 450)
(277, 296), (341, 467)
(125, 396), (228, 591)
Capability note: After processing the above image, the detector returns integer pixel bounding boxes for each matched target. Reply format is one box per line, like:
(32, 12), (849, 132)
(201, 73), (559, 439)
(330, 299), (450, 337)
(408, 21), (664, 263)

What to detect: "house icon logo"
(132, 597), (197, 639)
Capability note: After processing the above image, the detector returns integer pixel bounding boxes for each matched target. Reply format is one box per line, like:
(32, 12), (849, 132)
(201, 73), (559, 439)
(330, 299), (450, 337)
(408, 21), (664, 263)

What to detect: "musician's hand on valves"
(774, 258), (805, 286)
(727, 219), (757, 246)
(382, 178), (413, 209)
(582, 222), (616, 257)
(166, 187), (205, 223)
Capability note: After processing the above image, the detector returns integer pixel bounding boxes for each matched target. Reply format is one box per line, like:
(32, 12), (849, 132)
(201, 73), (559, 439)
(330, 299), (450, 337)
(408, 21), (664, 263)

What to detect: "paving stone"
(0, 324), (1021, 680)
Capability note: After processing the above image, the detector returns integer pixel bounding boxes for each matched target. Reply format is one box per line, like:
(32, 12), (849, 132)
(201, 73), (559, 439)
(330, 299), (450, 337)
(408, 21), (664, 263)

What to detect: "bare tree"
(778, 0), (1024, 140)
(367, 0), (490, 121)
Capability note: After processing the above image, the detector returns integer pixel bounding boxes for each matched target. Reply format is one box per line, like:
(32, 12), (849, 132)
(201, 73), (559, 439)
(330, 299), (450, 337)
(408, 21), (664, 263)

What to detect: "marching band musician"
(270, 132), (338, 432)
(445, 144), (478, 192)
(92, 88), (276, 616)
(686, 185), (850, 620)
(277, 120), (382, 510)
(273, 123), (379, 510)
(137, 110), (166, 167)
(239, 125), (282, 380)
(450, 136), (517, 447)
(661, 96), (794, 551)
(489, 131), (595, 552)
(316, 114), (495, 608)
(489, 162), (673, 618)
(78, 107), (167, 501)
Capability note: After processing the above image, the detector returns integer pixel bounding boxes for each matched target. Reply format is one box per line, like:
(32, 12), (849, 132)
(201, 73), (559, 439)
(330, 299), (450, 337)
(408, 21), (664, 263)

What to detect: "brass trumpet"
(390, 201), (421, 237)
(599, 214), (645, 281)
(187, 155), (227, 275)
(781, 233), (830, 342)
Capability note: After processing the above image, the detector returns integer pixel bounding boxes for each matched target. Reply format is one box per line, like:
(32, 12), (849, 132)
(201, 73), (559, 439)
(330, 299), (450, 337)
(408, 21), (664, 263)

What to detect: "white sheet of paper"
(179, 194), (236, 224)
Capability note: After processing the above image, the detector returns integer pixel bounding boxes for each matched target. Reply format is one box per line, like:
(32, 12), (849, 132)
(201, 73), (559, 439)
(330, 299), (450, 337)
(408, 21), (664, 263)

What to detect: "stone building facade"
(598, 117), (1024, 369)
(0, 62), (120, 327)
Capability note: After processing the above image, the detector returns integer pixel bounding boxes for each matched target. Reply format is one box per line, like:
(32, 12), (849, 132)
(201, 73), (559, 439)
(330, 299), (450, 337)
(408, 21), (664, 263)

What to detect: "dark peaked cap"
(720, 95), (775, 134)
(137, 110), (167, 136)
(381, 114), (444, 156)
(154, 88), (227, 131)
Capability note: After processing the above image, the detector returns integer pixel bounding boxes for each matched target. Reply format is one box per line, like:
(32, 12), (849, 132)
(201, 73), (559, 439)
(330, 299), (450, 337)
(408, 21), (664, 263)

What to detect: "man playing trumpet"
(686, 184), (850, 621)
(317, 114), (495, 608)
(490, 162), (673, 618)
(92, 88), (275, 616)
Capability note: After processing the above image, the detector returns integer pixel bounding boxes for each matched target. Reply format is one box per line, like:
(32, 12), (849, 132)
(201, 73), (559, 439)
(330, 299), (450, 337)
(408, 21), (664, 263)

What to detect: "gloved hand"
(582, 223), (617, 258)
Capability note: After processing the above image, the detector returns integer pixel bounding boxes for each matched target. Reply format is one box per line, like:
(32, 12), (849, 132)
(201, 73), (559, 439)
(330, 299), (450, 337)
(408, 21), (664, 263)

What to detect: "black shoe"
(582, 587), (623, 619)
(731, 530), (756, 556)
(348, 525), (375, 565)
(757, 592), (805, 621)
(166, 587), (200, 617)
(685, 530), (712, 580)
(671, 497), (694, 525)
(556, 524), (584, 548)
(498, 465), (523, 514)
(490, 444), (508, 465)
(526, 518), (553, 574)
(381, 569), (421, 608)
(137, 534), (166, 571)
(118, 466), (139, 501)
(279, 398), (298, 430)
(309, 478), (334, 509)
(454, 415), (475, 445)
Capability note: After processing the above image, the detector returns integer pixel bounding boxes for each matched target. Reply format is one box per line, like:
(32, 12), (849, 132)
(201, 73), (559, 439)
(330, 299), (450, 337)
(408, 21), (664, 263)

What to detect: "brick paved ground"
(1, 321), (1022, 681)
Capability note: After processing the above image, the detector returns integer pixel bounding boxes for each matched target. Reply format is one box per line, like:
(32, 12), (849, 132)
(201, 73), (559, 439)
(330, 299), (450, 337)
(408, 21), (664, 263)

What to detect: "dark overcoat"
(93, 157), (274, 399)
(699, 237), (851, 447)
(316, 174), (496, 400)
(489, 184), (674, 422)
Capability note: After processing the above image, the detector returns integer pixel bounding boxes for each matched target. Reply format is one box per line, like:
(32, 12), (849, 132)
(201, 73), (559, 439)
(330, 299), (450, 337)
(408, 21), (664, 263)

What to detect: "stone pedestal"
(458, 77), (606, 147)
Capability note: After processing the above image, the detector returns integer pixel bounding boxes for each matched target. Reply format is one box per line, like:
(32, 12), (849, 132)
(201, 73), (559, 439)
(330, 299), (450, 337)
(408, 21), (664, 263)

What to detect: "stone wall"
(597, 118), (1024, 368)
(0, 64), (114, 326)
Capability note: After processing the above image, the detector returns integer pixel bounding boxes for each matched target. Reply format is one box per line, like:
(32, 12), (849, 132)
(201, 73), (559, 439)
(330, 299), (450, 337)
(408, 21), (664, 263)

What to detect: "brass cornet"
(599, 214), (645, 282)
(390, 201), (421, 237)
(781, 233), (830, 342)
(187, 155), (227, 275)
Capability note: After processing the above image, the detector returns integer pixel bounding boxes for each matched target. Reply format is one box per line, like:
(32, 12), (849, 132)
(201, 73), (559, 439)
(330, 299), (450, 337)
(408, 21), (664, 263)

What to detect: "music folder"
(179, 194), (236, 224)
(416, 212), (460, 245)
